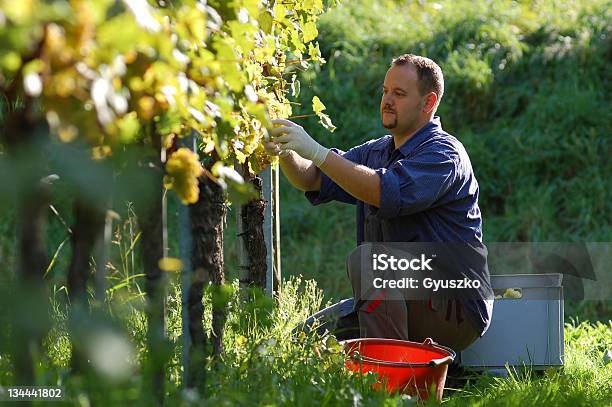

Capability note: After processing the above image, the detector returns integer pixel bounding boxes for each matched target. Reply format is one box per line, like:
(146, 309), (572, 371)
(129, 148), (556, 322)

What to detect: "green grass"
(1, 270), (611, 406)
(441, 320), (612, 407)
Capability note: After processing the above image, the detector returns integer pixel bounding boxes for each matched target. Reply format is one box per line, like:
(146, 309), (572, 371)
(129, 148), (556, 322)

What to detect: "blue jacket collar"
(391, 116), (442, 156)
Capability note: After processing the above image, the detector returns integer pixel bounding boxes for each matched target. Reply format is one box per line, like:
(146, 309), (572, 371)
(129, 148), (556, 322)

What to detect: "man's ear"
(422, 92), (437, 113)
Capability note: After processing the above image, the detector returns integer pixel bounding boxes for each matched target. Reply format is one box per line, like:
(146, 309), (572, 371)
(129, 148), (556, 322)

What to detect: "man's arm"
(270, 118), (381, 204)
(277, 146), (381, 204)
(278, 150), (321, 192)
(270, 119), (458, 217)
(318, 151), (381, 207)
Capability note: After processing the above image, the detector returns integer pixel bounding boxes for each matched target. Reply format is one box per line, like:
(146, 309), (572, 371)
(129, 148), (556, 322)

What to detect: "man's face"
(380, 64), (429, 137)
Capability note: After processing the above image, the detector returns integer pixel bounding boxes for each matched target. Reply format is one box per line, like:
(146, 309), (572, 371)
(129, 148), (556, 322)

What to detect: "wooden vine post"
(273, 165), (281, 294)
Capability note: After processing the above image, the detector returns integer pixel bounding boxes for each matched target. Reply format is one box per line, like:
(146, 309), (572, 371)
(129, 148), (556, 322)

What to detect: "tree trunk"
(67, 197), (106, 371)
(5, 112), (52, 385)
(187, 173), (226, 387)
(240, 168), (267, 289)
(67, 199), (106, 302)
(13, 178), (52, 384)
(16, 179), (51, 281)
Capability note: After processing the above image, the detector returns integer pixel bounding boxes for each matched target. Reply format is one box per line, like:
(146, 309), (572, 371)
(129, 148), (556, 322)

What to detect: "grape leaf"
(302, 21), (318, 43)
(312, 96), (335, 132)
(312, 95), (326, 114)
(318, 112), (336, 133)
(291, 75), (300, 98)
(258, 10), (273, 33)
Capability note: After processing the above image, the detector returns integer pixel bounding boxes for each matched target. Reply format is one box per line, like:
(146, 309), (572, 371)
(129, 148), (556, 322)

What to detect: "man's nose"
(382, 94), (393, 108)
(382, 93), (394, 107)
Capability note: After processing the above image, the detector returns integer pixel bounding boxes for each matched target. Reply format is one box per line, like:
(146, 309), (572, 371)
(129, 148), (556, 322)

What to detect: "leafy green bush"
(280, 0), (611, 301)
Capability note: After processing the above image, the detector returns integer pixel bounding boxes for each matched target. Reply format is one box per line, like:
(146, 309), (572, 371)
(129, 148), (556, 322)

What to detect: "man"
(265, 54), (493, 351)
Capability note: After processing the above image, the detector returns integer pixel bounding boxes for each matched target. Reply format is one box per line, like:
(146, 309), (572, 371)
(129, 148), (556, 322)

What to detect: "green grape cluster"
(0, 0), (333, 203)
(163, 147), (204, 205)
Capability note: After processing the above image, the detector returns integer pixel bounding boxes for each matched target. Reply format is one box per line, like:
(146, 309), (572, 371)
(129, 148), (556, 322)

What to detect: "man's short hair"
(391, 54), (444, 108)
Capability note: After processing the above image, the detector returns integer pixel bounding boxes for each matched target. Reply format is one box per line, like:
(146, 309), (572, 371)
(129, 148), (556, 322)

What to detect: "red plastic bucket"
(341, 338), (455, 401)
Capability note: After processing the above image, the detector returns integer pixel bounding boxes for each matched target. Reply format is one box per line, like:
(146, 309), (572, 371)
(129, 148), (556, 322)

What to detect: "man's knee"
(408, 300), (480, 351)
(346, 249), (367, 299)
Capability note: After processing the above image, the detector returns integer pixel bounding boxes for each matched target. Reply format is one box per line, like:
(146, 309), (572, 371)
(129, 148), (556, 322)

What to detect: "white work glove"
(263, 134), (290, 157)
(270, 119), (330, 166)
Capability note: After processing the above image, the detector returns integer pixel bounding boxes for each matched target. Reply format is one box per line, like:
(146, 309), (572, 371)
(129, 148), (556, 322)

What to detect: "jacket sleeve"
(373, 150), (457, 219)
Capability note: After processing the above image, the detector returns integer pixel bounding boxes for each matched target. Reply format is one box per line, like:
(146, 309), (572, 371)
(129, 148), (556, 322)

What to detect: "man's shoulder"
(353, 134), (392, 152)
(418, 129), (468, 160)
(333, 134), (390, 163)
(422, 130), (477, 179)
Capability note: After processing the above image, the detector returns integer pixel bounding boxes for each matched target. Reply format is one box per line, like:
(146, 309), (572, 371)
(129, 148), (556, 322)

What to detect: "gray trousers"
(299, 251), (480, 352)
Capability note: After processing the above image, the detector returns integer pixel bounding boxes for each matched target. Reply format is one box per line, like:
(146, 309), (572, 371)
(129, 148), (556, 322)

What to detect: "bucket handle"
(350, 352), (454, 368)
(422, 338), (456, 367)
(349, 338), (455, 368)
(427, 355), (454, 367)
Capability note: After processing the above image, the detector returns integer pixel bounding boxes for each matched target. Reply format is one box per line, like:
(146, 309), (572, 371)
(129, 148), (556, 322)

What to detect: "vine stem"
(286, 58), (318, 64)
(287, 114), (316, 119)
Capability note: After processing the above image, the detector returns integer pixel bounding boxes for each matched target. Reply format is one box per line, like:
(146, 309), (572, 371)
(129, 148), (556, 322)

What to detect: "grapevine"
(0, 0), (335, 204)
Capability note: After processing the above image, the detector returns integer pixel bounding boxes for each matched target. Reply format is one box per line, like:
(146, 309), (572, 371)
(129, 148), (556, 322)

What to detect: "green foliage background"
(261, 0), (612, 301)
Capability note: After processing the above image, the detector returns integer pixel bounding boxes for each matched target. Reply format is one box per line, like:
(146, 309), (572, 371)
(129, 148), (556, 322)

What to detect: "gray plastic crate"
(460, 273), (564, 371)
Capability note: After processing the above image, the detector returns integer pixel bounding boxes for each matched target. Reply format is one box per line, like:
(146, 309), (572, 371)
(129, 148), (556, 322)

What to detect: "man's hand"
(263, 137), (290, 157)
(268, 118), (379, 204)
(271, 119), (330, 166)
